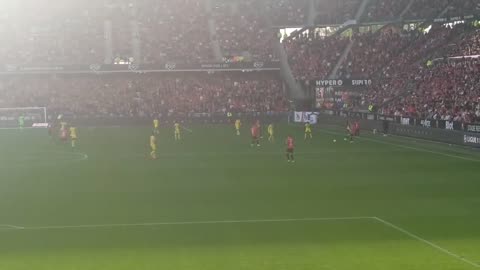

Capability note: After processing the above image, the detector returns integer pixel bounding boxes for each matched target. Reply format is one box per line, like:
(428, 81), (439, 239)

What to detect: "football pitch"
(0, 124), (479, 270)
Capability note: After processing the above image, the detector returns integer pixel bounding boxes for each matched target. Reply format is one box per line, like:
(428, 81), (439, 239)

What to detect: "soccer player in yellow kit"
(267, 123), (274, 142)
(235, 119), (241, 135)
(305, 122), (312, 140)
(150, 133), (157, 159)
(153, 119), (159, 135)
(69, 126), (78, 148)
(174, 122), (181, 141)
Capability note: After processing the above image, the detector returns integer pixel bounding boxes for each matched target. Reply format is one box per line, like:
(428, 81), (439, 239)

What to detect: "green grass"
(0, 124), (479, 270)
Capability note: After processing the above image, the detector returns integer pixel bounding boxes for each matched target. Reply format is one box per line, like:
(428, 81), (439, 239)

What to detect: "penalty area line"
(373, 217), (480, 268)
(0, 216), (374, 231)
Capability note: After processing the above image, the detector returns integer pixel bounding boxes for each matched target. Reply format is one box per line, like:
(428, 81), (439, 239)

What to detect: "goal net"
(0, 107), (48, 129)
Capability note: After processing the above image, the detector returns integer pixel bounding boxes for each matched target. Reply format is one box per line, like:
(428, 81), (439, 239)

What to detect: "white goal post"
(0, 107), (48, 129)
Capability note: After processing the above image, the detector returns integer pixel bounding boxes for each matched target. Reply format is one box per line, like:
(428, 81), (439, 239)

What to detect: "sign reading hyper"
(316, 80), (344, 86)
(315, 79), (372, 87)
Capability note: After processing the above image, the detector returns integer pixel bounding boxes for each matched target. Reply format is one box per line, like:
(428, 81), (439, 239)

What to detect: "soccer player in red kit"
(354, 121), (360, 136)
(251, 124), (260, 147)
(256, 119), (262, 139)
(286, 135), (295, 162)
(345, 120), (354, 143)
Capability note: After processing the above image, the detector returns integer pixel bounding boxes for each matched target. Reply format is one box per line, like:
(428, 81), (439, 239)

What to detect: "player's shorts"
(305, 130), (312, 134)
(286, 148), (294, 153)
(151, 144), (157, 151)
(71, 137), (77, 141)
(251, 135), (258, 140)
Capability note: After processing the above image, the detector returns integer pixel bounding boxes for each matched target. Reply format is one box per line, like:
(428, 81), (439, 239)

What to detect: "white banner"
(294, 112), (318, 124)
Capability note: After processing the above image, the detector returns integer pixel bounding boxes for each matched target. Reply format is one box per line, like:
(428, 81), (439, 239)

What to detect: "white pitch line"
(321, 130), (480, 163)
(0, 216), (373, 231)
(0, 224), (25, 229)
(373, 217), (480, 268)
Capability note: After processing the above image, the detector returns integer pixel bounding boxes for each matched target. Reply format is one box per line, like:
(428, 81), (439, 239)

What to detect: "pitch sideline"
(0, 216), (477, 267)
(320, 129), (480, 163)
(373, 217), (480, 268)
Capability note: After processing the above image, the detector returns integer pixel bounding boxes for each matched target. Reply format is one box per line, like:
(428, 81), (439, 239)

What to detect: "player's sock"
(286, 153), (290, 161)
(291, 154), (295, 162)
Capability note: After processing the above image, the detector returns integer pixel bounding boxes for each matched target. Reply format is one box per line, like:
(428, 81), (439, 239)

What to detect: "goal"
(0, 107), (48, 129)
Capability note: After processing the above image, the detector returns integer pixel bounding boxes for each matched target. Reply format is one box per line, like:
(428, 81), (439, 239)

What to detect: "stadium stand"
(363, 0), (410, 22)
(284, 33), (349, 80)
(314, 0), (362, 25)
(0, 74), (287, 117)
(212, 0), (277, 62)
(444, 28), (480, 57)
(0, 0), (104, 65)
(136, 0), (213, 64)
(379, 59), (480, 123)
(266, 0), (307, 26)
(0, 0), (479, 125)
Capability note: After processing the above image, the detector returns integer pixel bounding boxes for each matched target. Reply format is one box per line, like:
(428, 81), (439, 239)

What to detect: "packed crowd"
(284, 33), (349, 80)
(212, 0), (277, 62)
(266, 0), (307, 26)
(364, 23), (480, 123)
(339, 28), (414, 78)
(363, 0), (410, 22)
(0, 0), (104, 65)
(0, 73), (288, 117)
(0, 0), (285, 65)
(315, 0), (362, 25)
(380, 59), (480, 123)
(445, 28), (480, 57)
(2, 0), (478, 66)
(291, 20), (480, 124)
(136, 0), (213, 64)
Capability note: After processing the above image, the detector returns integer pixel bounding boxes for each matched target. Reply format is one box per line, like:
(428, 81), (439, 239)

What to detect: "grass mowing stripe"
(0, 216), (374, 231)
(321, 129), (480, 163)
(373, 217), (480, 268)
